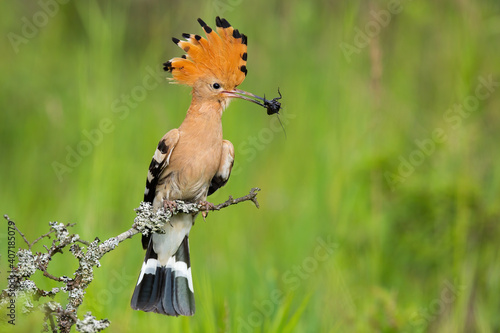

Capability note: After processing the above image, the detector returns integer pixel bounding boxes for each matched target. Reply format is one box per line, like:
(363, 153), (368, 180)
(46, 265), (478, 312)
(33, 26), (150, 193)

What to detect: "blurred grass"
(1, 0), (500, 332)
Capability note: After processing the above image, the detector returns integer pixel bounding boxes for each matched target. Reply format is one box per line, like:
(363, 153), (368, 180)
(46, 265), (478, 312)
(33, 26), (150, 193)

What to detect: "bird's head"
(164, 17), (269, 110)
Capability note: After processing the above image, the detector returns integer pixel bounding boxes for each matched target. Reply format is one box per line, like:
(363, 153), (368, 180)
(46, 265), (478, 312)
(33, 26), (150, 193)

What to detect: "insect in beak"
(222, 88), (282, 115)
(223, 88), (286, 138)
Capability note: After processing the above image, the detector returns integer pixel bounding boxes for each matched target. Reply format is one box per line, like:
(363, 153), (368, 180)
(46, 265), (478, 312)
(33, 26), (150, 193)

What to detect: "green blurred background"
(1, 0), (500, 332)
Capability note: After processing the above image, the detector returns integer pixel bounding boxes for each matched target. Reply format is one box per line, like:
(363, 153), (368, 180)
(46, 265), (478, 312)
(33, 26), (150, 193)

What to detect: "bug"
(263, 88), (282, 115)
(263, 88), (286, 138)
(263, 89), (286, 137)
(231, 87), (286, 137)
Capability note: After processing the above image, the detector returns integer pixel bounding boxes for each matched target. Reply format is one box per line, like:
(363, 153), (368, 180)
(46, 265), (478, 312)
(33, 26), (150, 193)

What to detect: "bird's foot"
(162, 200), (178, 227)
(163, 200), (178, 212)
(198, 201), (215, 221)
(198, 201), (215, 211)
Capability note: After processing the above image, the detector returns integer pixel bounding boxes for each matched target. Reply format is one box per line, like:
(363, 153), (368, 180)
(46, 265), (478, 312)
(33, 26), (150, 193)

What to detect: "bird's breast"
(161, 136), (223, 202)
(157, 109), (224, 203)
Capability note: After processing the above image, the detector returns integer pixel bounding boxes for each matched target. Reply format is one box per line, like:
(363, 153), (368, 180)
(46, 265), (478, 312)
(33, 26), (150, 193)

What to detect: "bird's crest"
(163, 17), (248, 88)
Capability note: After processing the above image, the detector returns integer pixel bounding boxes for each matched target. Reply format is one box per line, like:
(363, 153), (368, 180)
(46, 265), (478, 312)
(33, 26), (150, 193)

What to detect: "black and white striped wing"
(208, 140), (234, 196)
(142, 129), (180, 249)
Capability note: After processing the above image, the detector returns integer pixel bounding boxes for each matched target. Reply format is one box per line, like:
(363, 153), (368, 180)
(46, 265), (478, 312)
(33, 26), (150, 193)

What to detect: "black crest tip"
(182, 33), (191, 39)
(241, 34), (247, 45)
(198, 18), (212, 33)
(241, 52), (247, 61)
(221, 18), (231, 28)
(172, 37), (180, 44)
(194, 34), (202, 41)
(163, 61), (173, 72)
(203, 25), (212, 34)
(197, 18), (207, 27)
(215, 16), (223, 28)
(232, 29), (241, 39)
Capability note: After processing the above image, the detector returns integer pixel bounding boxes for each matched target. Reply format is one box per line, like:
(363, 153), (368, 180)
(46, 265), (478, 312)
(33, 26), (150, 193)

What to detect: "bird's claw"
(199, 201), (215, 221)
(163, 200), (178, 212)
(162, 200), (177, 227)
(198, 201), (215, 211)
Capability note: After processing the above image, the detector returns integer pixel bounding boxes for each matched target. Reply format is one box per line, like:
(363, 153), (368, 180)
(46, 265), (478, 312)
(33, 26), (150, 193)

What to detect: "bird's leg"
(162, 200), (178, 227)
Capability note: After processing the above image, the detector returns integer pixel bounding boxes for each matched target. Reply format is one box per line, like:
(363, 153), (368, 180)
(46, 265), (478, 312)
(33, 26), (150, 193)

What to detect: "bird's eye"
(212, 83), (221, 89)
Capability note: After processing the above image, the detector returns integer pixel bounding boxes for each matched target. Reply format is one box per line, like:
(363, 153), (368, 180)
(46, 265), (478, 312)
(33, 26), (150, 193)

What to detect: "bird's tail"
(130, 236), (195, 316)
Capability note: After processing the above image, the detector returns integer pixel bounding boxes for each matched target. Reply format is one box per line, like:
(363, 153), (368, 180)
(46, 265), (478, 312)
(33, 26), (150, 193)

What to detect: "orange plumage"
(164, 17), (248, 88)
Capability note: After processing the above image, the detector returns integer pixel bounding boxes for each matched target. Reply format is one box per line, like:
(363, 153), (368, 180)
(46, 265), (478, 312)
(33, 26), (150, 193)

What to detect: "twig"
(210, 187), (260, 210)
(76, 239), (90, 246)
(122, 188), (261, 241)
(48, 314), (57, 333)
(114, 228), (139, 244)
(3, 215), (81, 252)
(4, 215), (30, 248)
(33, 222), (75, 251)
(31, 229), (57, 250)
(41, 269), (64, 282)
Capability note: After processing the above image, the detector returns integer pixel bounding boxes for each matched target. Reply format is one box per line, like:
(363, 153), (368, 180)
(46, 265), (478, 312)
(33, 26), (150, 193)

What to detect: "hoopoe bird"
(130, 17), (271, 316)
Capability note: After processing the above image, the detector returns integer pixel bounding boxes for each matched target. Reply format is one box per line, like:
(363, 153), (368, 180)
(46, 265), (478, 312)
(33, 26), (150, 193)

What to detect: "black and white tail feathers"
(131, 236), (195, 316)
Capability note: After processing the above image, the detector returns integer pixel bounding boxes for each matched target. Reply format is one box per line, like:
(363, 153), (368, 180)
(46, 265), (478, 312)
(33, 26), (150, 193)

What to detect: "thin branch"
(112, 188), (260, 244)
(76, 239), (90, 246)
(33, 223), (75, 251)
(32, 229), (57, 250)
(210, 187), (260, 210)
(4, 214), (30, 248)
(3, 215), (81, 252)
(48, 314), (57, 333)
(114, 228), (139, 244)
(41, 269), (65, 282)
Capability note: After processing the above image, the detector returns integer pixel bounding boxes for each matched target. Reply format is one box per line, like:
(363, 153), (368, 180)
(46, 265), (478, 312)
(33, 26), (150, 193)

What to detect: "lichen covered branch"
(1, 188), (260, 332)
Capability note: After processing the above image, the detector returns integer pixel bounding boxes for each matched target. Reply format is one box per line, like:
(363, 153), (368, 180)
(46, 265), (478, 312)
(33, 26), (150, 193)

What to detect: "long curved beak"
(222, 89), (268, 108)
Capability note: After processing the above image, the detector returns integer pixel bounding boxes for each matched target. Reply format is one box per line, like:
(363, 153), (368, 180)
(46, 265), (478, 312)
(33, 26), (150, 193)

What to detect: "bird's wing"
(142, 129), (180, 249)
(208, 140), (234, 196)
(144, 129), (180, 203)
